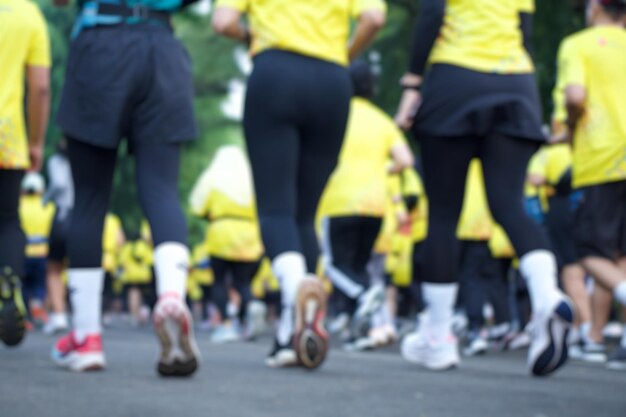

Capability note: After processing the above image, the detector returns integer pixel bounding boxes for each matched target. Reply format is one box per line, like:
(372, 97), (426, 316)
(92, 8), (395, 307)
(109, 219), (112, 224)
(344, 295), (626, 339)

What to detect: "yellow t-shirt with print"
(429, 0), (534, 74)
(557, 26), (626, 188)
(457, 160), (494, 241)
(0, 0), (50, 169)
(320, 97), (408, 218)
(544, 144), (572, 194)
(19, 194), (54, 258)
(215, 0), (386, 66)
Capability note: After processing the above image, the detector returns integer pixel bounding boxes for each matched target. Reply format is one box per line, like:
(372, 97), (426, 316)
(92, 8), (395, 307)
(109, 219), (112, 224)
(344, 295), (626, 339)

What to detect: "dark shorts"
(415, 64), (544, 141)
(48, 208), (71, 263)
(545, 196), (578, 268)
(23, 257), (47, 301)
(57, 24), (197, 149)
(574, 180), (626, 260)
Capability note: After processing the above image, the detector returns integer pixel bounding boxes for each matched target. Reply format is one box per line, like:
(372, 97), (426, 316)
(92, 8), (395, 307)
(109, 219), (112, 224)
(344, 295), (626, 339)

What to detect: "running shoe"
(350, 284), (385, 341)
(463, 330), (489, 357)
(210, 322), (242, 344)
(579, 341), (607, 363)
(401, 329), (460, 370)
(51, 332), (106, 371)
(527, 295), (574, 377)
(293, 276), (329, 370)
(606, 346), (626, 371)
(265, 338), (298, 368)
(0, 273), (27, 347)
(43, 313), (70, 335)
(244, 300), (267, 340)
(153, 294), (201, 377)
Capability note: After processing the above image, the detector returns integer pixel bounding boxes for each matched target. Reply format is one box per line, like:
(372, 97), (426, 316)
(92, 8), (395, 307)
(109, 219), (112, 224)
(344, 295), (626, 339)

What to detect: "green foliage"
(37, 0), (585, 244)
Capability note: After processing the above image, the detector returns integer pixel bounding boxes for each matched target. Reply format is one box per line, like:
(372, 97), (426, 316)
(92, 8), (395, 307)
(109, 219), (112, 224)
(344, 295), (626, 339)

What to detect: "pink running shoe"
(51, 332), (106, 372)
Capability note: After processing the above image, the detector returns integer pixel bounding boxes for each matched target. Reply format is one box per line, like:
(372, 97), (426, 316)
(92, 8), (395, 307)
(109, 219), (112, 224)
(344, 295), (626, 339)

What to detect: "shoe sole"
(606, 361), (626, 371)
(0, 300), (26, 347)
(294, 278), (328, 370)
(530, 300), (574, 377)
(51, 347), (106, 372)
(155, 306), (200, 377)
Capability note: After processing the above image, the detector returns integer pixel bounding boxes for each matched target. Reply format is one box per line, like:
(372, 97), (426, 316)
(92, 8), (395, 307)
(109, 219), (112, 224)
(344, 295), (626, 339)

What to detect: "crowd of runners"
(2, 0), (626, 381)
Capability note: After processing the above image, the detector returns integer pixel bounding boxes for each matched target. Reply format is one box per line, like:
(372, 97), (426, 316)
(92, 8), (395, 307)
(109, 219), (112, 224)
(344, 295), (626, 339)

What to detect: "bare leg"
(562, 263), (591, 327)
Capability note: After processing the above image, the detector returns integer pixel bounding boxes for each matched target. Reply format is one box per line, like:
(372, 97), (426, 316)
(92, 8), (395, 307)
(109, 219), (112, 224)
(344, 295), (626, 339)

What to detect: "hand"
(548, 129), (572, 145)
(395, 89), (422, 131)
(28, 143), (44, 172)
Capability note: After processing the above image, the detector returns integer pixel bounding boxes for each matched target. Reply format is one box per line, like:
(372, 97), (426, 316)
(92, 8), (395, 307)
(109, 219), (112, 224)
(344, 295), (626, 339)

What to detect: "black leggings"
(420, 134), (550, 284)
(210, 257), (260, 321)
(322, 216), (382, 306)
(67, 138), (187, 268)
(0, 170), (26, 277)
(243, 50), (352, 272)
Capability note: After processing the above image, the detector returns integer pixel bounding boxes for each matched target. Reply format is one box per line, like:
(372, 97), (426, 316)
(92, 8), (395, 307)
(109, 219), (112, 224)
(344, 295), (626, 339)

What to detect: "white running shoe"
(43, 313), (69, 335)
(153, 294), (201, 377)
(527, 295), (574, 377)
(210, 323), (242, 344)
(266, 339), (298, 368)
(401, 330), (460, 371)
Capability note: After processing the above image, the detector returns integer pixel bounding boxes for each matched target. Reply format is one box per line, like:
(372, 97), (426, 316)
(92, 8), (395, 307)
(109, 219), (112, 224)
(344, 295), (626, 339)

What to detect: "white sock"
(580, 321), (591, 343)
(614, 282), (626, 306)
(69, 268), (104, 342)
(154, 242), (190, 300)
(621, 324), (626, 348)
(422, 283), (458, 341)
(519, 250), (561, 313)
(273, 252), (306, 345)
(226, 302), (239, 319)
(277, 307), (294, 346)
(273, 252), (306, 307)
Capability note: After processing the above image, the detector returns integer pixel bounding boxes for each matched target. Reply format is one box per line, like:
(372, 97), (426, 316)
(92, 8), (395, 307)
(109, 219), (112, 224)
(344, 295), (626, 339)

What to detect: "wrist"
(400, 73), (423, 91)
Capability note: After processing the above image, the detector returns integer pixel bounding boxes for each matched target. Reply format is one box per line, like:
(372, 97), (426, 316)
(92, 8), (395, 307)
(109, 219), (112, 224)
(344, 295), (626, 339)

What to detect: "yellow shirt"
(0, 0), (50, 169)
(457, 160), (494, 241)
(19, 194), (54, 258)
(557, 26), (626, 188)
(320, 97), (407, 218)
(544, 144), (572, 190)
(402, 168), (428, 243)
(215, 0), (386, 66)
(102, 213), (123, 273)
(119, 240), (153, 285)
(373, 174), (402, 255)
(429, 0), (534, 74)
(189, 243), (213, 286)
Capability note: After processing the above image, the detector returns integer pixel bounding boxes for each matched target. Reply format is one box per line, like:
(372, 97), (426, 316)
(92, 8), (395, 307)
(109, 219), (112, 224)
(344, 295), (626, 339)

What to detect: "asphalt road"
(1, 328), (624, 417)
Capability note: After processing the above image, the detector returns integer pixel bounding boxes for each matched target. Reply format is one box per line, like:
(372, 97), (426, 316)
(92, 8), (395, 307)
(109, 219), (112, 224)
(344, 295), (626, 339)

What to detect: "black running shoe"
(265, 338), (298, 368)
(606, 346), (626, 371)
(0, 271), (27, 347)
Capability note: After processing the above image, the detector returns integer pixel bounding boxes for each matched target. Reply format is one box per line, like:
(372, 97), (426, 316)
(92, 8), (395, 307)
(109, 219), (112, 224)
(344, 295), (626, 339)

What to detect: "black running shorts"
(57, 24), (197, 148)
(414, 64), (544, 141)
(574, 180), (626, 260)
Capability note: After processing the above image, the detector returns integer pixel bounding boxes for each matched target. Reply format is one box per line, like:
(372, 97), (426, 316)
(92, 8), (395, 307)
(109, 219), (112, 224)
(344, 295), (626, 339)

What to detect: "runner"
(556, 0), (626, 370)
(212, 0), (386, 369)
(0, 0), (50, 347)
(395, 0), (574, 376)
(51, 0), (201, 375)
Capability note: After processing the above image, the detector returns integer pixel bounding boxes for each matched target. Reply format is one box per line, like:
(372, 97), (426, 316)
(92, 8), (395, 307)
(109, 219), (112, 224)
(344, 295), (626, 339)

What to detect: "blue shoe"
(528, 295), (574, 377)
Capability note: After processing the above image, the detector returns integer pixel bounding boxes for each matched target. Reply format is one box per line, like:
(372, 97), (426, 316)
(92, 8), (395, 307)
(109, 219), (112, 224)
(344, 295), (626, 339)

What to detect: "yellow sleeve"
(557, 37), (586, 88)
(551, 84), (567, 129)
(401, 168), (420, 197)
(27, 7), (51, 68)
(215, 0), (249, 11)
(518, 0), (535, 13)
(351, 0), (387, 17)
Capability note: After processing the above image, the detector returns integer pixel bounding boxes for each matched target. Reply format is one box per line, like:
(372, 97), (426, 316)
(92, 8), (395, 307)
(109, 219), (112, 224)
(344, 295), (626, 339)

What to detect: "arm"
(26, 66), (50, 172)
(395, 0), (445, 130)
(348, 9), (386, 62)
(388, 143), (415, 174)
(565, 85), (586, 135)
(212, 6), (250, 44)
(519, 13), (533, 56)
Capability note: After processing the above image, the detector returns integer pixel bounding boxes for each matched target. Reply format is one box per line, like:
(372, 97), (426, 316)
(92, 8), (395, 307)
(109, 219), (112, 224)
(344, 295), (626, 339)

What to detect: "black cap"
(349, 60), (376, 99)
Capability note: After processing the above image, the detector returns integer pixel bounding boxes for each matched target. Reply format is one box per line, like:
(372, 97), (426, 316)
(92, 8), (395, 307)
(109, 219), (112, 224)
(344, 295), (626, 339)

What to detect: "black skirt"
(413, 64), (545, 141)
